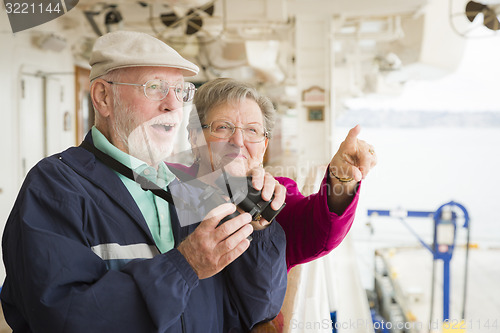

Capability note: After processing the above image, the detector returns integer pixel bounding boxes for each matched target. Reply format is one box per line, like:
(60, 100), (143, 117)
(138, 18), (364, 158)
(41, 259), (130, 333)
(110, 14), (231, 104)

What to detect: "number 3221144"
(5, 2), (62, 14)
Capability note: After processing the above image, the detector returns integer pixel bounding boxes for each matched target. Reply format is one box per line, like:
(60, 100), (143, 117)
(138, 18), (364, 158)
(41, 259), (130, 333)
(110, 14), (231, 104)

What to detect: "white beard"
(113, 103), (179, 168)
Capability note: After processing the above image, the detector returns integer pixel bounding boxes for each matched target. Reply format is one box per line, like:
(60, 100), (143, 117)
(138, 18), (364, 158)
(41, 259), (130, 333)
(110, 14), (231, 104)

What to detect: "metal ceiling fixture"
(449, 0), (500, 38)
(146, 0), (224, 45)
(84, 3), (123, 36)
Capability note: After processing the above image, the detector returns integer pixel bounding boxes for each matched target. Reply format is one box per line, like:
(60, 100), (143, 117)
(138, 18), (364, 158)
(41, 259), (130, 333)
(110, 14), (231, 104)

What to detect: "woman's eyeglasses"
(201, 120), (268, 143)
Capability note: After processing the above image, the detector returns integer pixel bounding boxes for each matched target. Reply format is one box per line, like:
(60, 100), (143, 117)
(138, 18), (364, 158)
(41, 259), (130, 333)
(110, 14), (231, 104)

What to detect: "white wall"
(0, 24), (18, 282)
(293, 12), (333, 181)
(0, 11), (76, 281)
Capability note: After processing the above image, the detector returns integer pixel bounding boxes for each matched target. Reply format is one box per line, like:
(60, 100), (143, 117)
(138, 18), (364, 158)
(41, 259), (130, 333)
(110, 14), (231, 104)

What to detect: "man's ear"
(90, 79), (113, 118)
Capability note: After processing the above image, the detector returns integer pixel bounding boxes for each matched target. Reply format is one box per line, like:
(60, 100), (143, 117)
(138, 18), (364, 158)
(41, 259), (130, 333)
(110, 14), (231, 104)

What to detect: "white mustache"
(143, 114), (180, 128)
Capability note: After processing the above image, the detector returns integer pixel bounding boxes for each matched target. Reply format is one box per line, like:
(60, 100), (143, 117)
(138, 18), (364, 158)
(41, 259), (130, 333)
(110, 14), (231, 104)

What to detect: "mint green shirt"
(91, 127), (176, 253)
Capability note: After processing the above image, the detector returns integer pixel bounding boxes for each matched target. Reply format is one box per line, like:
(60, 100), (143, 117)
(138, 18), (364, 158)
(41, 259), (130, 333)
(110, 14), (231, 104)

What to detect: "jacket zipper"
(181, 313), (186, 333)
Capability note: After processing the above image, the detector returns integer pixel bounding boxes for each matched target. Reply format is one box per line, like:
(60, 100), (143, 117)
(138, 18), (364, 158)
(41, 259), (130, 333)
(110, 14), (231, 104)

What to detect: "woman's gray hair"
(189, 78), (276, 137)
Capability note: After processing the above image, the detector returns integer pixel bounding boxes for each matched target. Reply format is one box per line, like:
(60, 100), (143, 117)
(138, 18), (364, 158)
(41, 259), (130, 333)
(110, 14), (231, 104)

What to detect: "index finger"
(269, 181), (286, 211)
(248, 167), (265, 191)
(201, 203), (238, 230)
(344, 124), (361, 146)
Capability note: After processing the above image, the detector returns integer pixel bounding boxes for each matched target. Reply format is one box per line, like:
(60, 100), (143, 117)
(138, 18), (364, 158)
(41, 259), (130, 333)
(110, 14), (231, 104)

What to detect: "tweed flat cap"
(89, 31), (199, 80)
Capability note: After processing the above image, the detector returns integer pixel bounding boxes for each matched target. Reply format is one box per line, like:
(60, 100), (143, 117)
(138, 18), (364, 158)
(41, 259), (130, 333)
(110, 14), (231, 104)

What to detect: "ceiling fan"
(465, 0), (500, 30)
(159, 3), (214, 36)
(148, 0), (224, 46)
(449, 0), (500, 38)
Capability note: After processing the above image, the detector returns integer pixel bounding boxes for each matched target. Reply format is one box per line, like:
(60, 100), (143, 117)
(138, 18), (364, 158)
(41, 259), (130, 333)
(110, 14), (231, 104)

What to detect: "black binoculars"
(200, 175), (285, 225)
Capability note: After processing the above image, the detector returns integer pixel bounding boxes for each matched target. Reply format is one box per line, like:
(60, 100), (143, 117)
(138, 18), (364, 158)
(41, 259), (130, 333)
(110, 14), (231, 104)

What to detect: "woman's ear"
(188, 129), (203, 148)
(188, 129), (204, 163)
(90, 79), (113, 118)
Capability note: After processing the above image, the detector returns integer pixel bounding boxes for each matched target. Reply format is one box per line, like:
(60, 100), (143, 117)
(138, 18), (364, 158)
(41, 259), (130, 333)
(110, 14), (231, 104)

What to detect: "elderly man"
(1, 31), (287, 333)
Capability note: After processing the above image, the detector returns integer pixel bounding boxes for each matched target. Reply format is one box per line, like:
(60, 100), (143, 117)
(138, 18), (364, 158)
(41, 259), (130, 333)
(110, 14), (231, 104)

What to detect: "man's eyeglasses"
(201, 120), (269, 143)
(106, 79), (196, 102)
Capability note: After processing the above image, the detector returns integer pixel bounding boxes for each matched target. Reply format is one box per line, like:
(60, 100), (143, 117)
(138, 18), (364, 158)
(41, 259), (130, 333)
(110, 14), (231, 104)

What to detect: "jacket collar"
(60, 132), (156, 242)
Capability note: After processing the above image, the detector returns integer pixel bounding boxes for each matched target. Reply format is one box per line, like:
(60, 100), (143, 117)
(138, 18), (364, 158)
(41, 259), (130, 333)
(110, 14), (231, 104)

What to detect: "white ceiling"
(52, 0), (481, 91)
(68, 0), (431, 38)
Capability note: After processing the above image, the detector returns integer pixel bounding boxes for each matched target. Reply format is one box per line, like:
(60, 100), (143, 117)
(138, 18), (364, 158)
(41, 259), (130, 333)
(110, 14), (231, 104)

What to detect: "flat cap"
(89, 31), (199, 81)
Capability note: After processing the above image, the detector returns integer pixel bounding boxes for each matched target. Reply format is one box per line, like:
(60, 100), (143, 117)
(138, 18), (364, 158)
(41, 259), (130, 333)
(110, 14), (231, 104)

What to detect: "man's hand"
(248, 167), (286, 230)
(329, 124), (377, 183)
(177, 203), (253, 279)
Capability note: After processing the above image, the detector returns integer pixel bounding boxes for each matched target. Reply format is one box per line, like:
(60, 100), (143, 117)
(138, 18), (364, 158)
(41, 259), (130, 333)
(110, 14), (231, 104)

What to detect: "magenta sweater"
(275, 171), (359, 271)
(168, 163), (360, 271)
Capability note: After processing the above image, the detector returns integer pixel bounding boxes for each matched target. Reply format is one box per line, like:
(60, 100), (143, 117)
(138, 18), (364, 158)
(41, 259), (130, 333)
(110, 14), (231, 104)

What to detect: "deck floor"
(381, 246), (500, 333)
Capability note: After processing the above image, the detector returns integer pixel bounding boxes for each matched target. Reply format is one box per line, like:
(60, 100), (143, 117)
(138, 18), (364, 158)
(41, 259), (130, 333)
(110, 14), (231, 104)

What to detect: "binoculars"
(200, 175), (285, 225)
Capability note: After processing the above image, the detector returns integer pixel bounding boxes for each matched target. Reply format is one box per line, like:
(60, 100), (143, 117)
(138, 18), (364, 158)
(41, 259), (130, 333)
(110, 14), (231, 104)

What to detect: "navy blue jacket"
(1, 134), (287, 333)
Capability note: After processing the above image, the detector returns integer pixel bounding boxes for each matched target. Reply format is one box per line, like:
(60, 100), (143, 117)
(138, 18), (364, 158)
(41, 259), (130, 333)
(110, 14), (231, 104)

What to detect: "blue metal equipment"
(367, 201), (470, 323)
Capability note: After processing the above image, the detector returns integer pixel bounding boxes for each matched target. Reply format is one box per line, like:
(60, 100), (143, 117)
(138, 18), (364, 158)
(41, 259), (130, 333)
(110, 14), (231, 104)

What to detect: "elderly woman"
(173, 77), (376, 271)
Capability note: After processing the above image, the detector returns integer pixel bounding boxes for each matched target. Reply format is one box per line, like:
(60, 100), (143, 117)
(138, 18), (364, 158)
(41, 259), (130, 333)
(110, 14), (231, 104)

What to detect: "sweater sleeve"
(276, 170), (361, 270)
